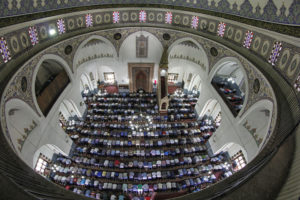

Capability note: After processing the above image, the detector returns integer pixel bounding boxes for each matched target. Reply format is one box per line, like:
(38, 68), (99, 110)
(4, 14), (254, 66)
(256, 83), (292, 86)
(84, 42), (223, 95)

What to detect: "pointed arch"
(5, 98), (41, 154)
(168, 37), (209, 74)
(238, 99), (273, 150)
(189, 74), (202, 92)
(209, 57), (249, 117)
(199, 98), (222, 122)
(80, 73), (94, 92)
(73, 35), (118, 71)
(59, 99), (82, 120)
(32, 54), (72, 117)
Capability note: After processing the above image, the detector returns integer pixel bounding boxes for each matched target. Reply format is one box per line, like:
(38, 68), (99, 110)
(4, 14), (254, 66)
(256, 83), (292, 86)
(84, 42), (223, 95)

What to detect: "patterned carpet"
(104, 85), (119, 93)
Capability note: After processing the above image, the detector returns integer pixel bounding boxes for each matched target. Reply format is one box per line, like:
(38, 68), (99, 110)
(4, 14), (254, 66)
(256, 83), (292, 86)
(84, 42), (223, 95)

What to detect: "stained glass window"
(28, 26), (39, 46)
(165, 12), (172, 24)
(0, 37), (11, 63)
(139, 10), (147, 23)
(191, 16), (199, 29)
(85, 14), (93, 27)
(57, 19), (66, 34)
(217, 22), (226, 37)
(113, 11), (120, 23)
(268, 41), (282, 66)
(243, 31), (253, 49)
(294, 74), (300, 92)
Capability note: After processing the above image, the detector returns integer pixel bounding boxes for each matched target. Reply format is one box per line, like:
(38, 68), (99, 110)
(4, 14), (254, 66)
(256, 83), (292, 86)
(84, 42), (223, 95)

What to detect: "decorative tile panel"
(268, 41), (282, 66)
(139, 10), (147, 23)
(217, 22), (226, 37)
(28, 26), (39, 46)
(85, 14), (93, 27)
(0, 37), (12, 63)
(191, 16), (199, 29)
(294, 74), (300, 92)
(243, 31), (253, 49)
(57, 19), (66, 34)
(165, 12), (173, 24)
(113, 11), (120, 23)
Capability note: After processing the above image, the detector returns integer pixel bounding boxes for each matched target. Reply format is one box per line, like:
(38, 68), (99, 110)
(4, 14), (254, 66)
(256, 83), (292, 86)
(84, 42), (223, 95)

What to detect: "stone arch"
(189, 74), (202, 92)
(119, 30), (163, 63)
(199, 98), (221, 124)
(168, 37), (209, 74)
(80, 73), (94, 92)
(32, 54), (72, 117)
(238, 99), (273, 151)
(59, 99), (82, 120)
(5, 98), (41, 154)
(73, 35), (118, 71)
(209, 57), (249, 117)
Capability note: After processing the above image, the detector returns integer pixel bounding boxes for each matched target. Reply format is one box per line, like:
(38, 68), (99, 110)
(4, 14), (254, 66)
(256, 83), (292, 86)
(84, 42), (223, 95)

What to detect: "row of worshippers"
(50, 92), (232, 199)
(50, 152), (232, 199)
(212, 77), (244, 113)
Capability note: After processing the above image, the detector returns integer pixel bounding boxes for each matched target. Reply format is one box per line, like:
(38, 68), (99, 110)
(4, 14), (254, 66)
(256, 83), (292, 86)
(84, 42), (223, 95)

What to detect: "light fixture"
(49, 28), (57, 36)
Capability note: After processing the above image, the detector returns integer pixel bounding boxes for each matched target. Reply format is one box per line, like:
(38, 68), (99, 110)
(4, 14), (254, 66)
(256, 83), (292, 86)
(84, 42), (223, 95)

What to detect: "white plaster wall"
(168, 60), (206, 89)
(193, 62), (258, 163)
(78, 59), (126, 84)
(21, 84), (74, 168)
(11, 57), (80, 168)
(220, 143), (248, 162)
(75, 31), (164, 86)
(232, 69), (244, 87)
(119, 31), (163, 83)
(237, 100), (273, 152)
(5, 90), (73, 168)
(59, 99), (82, 120)
(210, 114), (256, 162)
(168, 38), (209, 72)
(64, 80), (86, 116)
(32, 144), (66, 169)
(119, 31), (163, 66)
(189, 75), (201, 91)
(74, 42), (116, 67)
(59, 102), (71, 120)
(80, 73), (94, 91)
